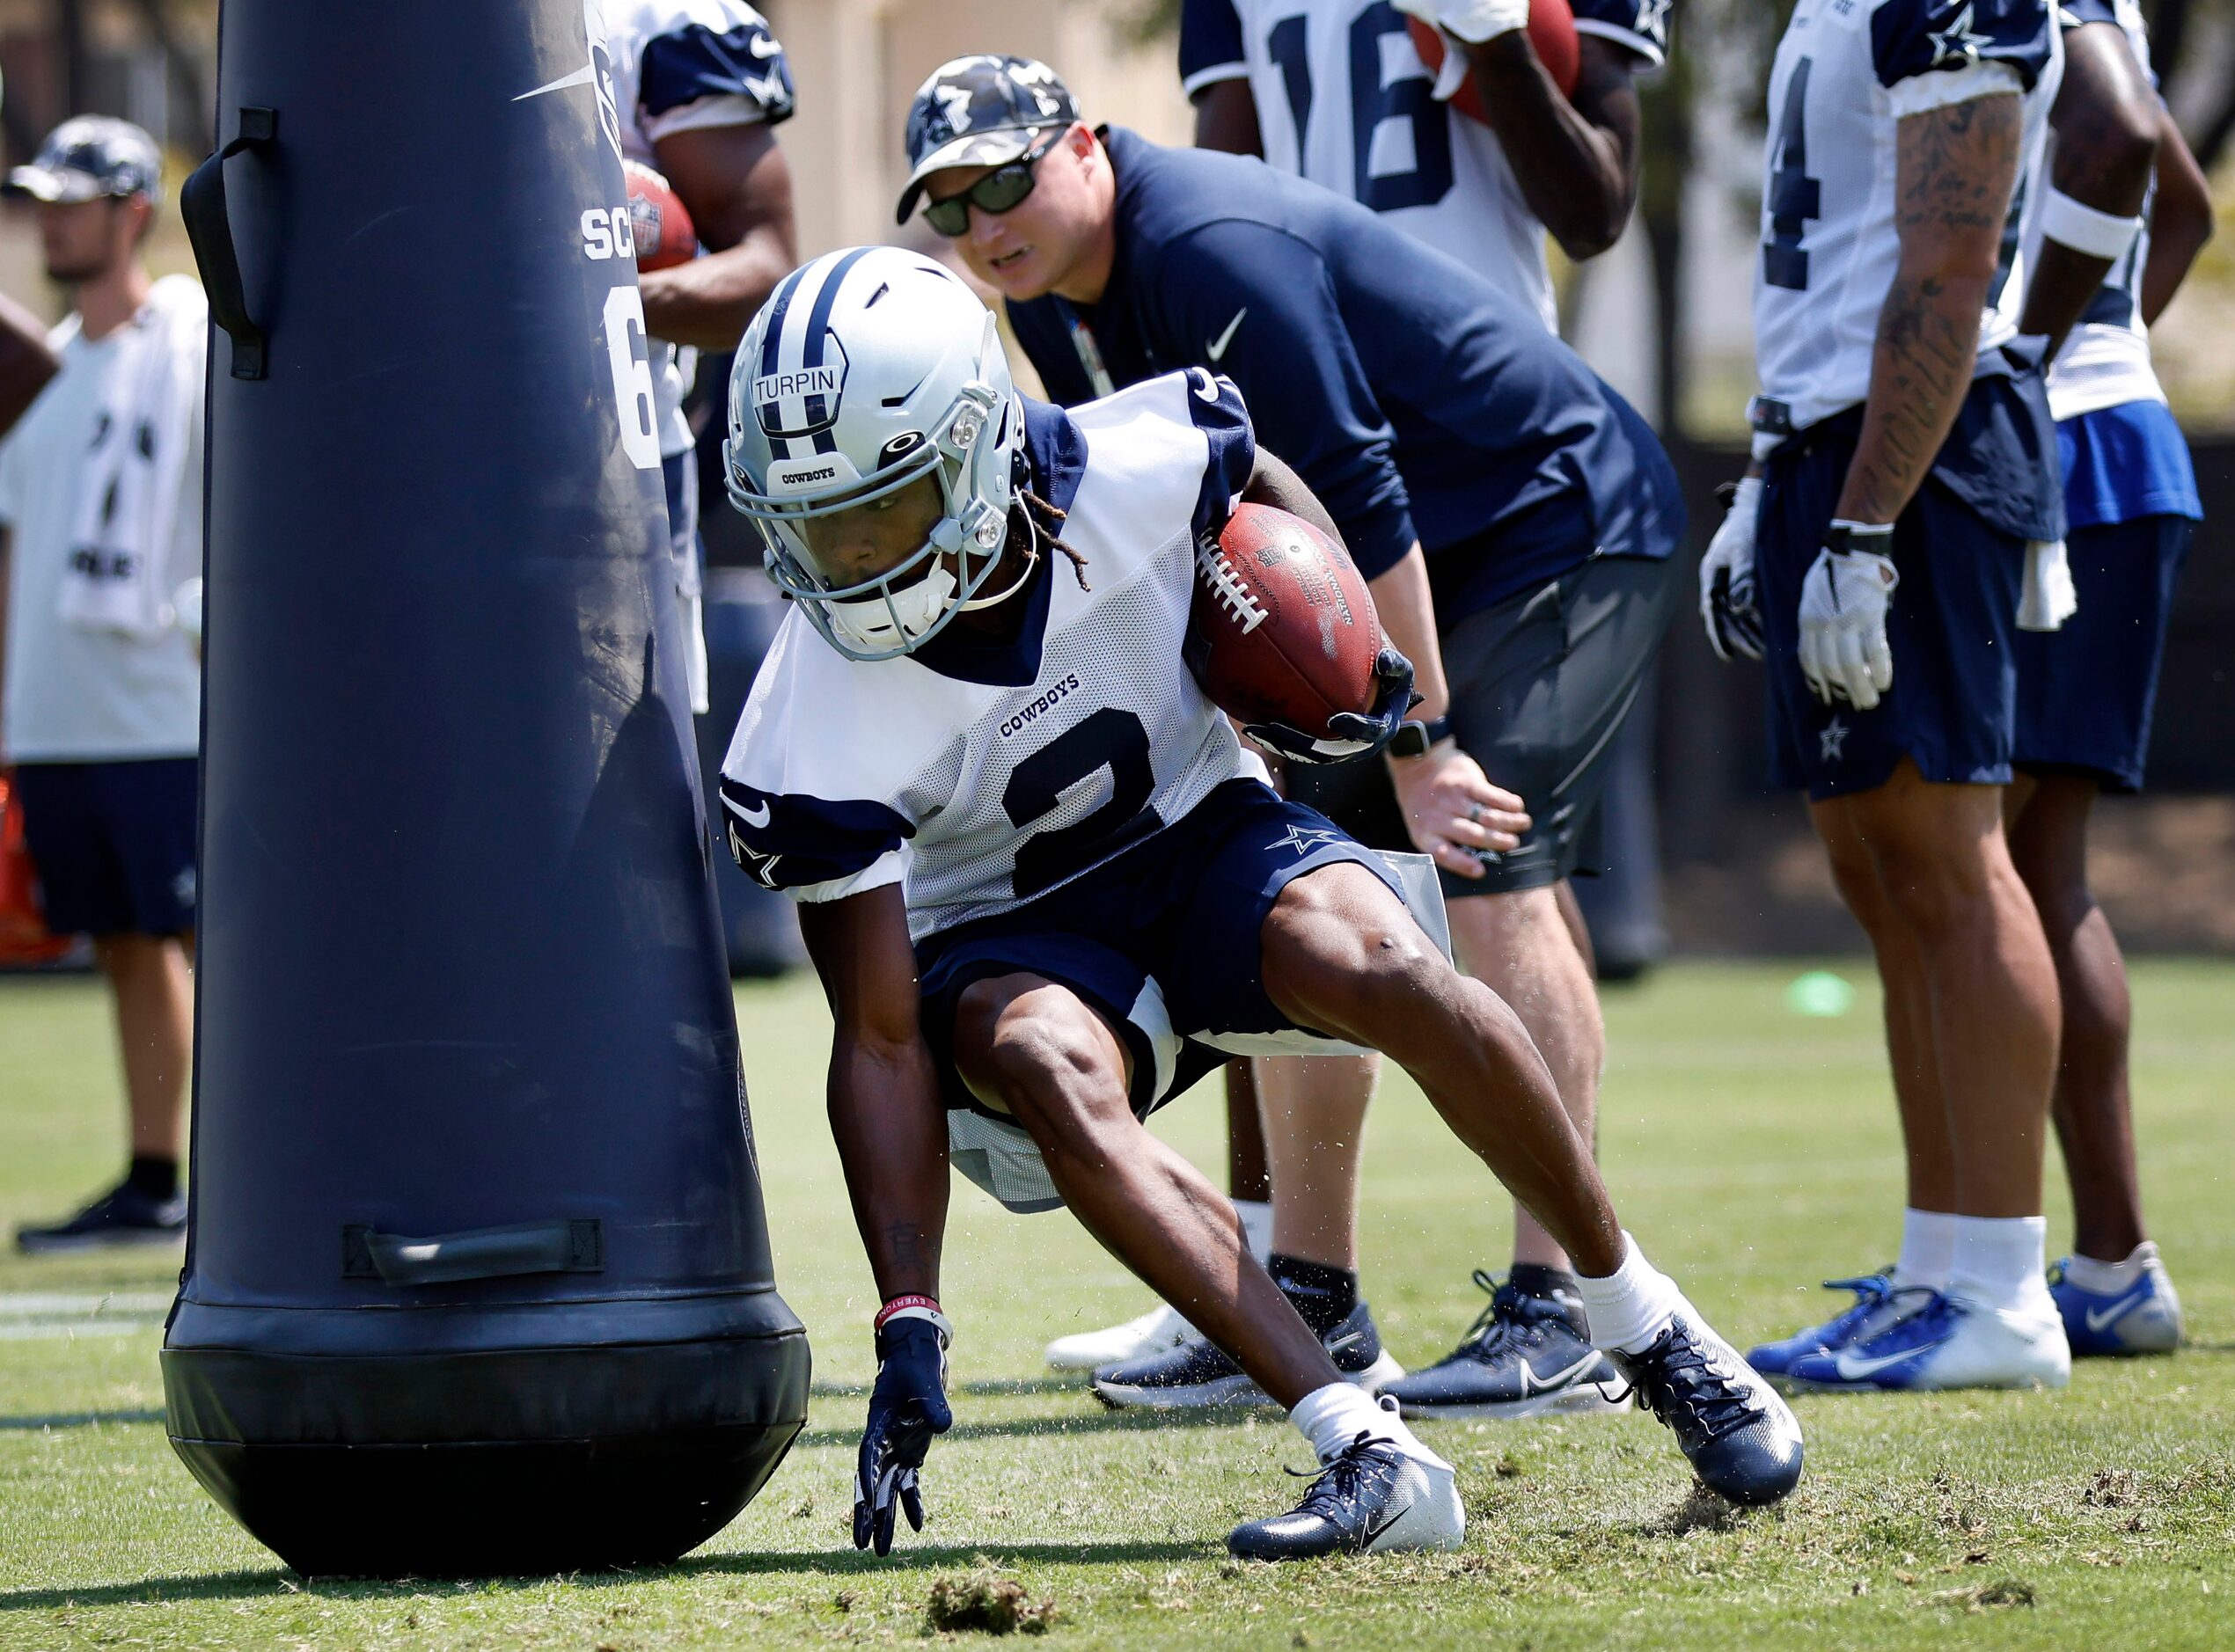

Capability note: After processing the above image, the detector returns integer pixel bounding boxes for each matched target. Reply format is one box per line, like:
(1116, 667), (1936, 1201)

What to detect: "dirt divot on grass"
(926, 1562), (1059, 1635)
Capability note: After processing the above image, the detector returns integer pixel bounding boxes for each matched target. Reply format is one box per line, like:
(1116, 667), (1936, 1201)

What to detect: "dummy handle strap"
(181, 107), (275, 380)
(341, 1218), (605, 1285)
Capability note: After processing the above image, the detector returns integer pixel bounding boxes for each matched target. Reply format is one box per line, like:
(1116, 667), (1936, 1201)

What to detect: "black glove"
(1244, 647), (1419, 765)
(853, 1310), (952, 1555)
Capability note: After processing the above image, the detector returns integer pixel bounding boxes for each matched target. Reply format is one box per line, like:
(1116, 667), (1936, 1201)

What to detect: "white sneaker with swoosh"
(1784, 1291), (2070, 1392)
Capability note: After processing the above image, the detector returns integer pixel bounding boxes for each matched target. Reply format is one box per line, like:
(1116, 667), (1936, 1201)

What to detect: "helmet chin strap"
(958, 502), (1041, 613)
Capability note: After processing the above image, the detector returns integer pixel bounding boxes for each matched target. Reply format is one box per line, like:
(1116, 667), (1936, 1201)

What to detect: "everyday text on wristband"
(2040, 185), (2143, 263)
(875, 1293), (942, 1331)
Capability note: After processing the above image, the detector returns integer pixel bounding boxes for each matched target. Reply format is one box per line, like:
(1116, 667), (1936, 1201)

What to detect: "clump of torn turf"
(926, 1567), (1059, 1635)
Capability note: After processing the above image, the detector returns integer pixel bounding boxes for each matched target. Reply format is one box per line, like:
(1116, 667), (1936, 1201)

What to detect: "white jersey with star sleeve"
(1178, 0), (1672, 336)
(1750, 0), (2063, 447)
(719, 372), (1271, 943)
(597, 0), (795, 457)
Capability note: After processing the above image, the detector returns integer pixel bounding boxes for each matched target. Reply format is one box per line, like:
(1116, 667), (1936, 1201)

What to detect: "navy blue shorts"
(12, 757), (198, 937)
(2014, 515), (2195, 793)
(916, 778), (1402, 1122)
(1756, 382), (2060, 800)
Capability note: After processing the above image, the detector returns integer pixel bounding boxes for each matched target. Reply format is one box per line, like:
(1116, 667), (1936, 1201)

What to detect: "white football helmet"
(726, 246), (1025, 661)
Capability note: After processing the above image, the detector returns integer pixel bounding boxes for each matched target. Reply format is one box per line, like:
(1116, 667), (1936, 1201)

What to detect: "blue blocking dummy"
(163, 0), (809, 1576)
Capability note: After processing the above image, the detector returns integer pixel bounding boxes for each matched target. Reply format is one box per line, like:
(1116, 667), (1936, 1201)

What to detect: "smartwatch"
(1389, 713), (1453, 759)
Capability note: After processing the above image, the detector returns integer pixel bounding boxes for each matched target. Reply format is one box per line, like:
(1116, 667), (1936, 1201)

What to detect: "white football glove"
(2019, 537), (2077, 632)
(1699, 475), (1764, 663)
(1391, 0), (1530, 46)
(1798, 523), (1899, 711)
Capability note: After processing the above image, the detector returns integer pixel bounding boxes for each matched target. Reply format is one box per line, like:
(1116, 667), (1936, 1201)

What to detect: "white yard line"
(0, 1290), (173, 1339)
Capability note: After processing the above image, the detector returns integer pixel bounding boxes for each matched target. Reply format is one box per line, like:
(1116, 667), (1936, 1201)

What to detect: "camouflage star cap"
(897, 54), (1078, 225)
(5, 115), (162, 206)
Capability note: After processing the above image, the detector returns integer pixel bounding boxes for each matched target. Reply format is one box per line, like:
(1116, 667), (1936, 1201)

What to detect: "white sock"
(1289, 1384), (1449, 1473)
(1575, 1233), (1687, 1355)
(1949, 1215), (2053, 1316)
(1233, 1198), (1274, 1265)
(1894, 1208), (1958, 1292)
(2064, 1240), (2157, 1294)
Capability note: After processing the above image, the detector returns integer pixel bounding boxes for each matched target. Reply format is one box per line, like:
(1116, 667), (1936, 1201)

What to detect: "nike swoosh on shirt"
(1833, 1340), (1947, 1381)
(722, 793), (773, 830)
(1205, 307), (1247, 362)
(2085, 1289), (2151, 1334)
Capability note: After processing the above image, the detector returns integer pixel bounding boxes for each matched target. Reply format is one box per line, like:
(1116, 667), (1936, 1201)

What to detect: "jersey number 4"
(1268, 4), (1455, 213)
(1762, 58), (1821, 292)
(1003, 708), (1161, 899)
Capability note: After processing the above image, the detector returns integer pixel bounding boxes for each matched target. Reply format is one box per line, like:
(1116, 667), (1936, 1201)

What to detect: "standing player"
(600, 0), (798, 713)
(718, 245), (1801, 1559)
(2010, 0), (2209, 1358)
(1699, 0), (2070, 1390)
(1, 121), (206, 1251)
(898, 55), (1689, 1421)
(1057, 0), (1676, 1412)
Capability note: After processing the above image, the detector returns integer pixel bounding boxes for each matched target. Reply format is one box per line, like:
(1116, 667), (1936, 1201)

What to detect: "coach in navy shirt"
(900, 56), (1682, 871)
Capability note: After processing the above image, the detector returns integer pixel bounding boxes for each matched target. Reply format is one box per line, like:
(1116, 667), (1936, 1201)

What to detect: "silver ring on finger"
(1467, 802), (1484, 824)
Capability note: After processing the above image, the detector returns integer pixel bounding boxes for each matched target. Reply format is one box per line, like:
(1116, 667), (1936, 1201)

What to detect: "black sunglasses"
(920, 128), (1064, 237)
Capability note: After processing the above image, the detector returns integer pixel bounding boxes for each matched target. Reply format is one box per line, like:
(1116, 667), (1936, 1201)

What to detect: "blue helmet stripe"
(758, 263), (811, 380)
(801, 245), (876, 428)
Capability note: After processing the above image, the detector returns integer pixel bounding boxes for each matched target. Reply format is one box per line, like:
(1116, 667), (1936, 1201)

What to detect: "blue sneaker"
(1747, 1271), (1927, 1376)
(1783, 1290), (2070, 1392)
(2051, 1245), (2183, 1357)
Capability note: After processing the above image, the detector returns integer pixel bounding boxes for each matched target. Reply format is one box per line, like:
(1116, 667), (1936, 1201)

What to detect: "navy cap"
(897, 55), (1078, 225)
(5, 116), (163, 206)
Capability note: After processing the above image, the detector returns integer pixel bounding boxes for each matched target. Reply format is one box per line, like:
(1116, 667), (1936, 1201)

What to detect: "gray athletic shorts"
(1286, 552), (1683, 896)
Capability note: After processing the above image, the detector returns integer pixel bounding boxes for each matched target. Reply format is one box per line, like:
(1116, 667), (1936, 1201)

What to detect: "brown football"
(1406, 1), (1581, 125)
(624, 160), (699, 272)
(1187, 503), (1382, 741)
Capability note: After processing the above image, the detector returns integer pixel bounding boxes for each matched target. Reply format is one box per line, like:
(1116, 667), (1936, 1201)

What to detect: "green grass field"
(4, 961), (2233, 1649)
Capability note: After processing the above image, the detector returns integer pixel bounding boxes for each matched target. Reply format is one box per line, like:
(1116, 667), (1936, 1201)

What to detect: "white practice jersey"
(2029, 0), (2164, 420)
(597, 0), (795, 456)
(1751, 0), (2063, 450)
(720, 372), (1270, 943)
(1179, 0), (1670, 335)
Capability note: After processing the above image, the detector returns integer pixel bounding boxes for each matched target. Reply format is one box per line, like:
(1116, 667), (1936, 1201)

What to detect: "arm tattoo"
(1836, 93), (2021, 527)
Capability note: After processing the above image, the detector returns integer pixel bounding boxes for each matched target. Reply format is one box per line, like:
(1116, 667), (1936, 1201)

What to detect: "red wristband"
(875, 1293), (942, 1331)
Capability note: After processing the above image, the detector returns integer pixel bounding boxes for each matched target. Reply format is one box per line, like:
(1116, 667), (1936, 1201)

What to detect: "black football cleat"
(1091, 1299), (1402, 1409)
(16, 1182), (187, 1254)
(1227, 1429), (1465, 1561)
(1383, 1270), (1624, 1420)
(1608, 1308), (1804, 1507)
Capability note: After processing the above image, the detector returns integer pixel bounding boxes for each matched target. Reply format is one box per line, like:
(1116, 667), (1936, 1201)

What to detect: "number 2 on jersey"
(1003, 707), (1158, 899)
(1763, 58), (1820, 292)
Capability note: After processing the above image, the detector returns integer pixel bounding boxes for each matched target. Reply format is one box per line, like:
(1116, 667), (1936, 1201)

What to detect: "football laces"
(1196, 544), (1267, 634)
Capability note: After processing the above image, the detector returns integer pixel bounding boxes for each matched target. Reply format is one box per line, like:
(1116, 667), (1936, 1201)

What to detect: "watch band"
(1391, 713), (1454, 758)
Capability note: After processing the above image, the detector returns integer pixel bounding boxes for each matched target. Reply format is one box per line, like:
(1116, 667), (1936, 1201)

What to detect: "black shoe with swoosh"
(1382, 1272), (1624, 1420)
(1226, 1428), (1464, 1561)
